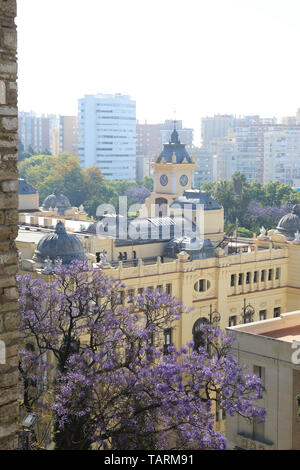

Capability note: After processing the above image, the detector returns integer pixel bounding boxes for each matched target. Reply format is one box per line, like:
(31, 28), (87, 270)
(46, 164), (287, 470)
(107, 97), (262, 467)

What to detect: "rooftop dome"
(276, 204), (300, 238)
(42, 188), (72, 215)
(33, 221), (85, 265)
(156, 128), (192, 164)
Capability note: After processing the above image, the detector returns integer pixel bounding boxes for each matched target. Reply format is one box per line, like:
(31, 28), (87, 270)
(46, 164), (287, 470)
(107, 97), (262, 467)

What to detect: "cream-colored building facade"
(17, 131), (300, 346)
(16, 131), (300, 438)
(226, 311), (300, 450)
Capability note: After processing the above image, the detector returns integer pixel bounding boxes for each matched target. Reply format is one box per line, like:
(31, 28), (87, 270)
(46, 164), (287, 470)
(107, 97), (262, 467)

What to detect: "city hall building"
(17, 129), (300, 377)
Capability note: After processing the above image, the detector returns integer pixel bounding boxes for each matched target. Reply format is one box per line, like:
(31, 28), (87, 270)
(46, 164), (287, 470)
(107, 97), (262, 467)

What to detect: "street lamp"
(22, 413), (38, 450)
(206, 304), (221, 354)
(240, 298), (255, 324)
(208, 304), (221, 325)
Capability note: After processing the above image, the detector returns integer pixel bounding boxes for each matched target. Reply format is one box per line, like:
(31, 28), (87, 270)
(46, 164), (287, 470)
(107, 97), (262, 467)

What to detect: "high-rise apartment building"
(210, 134), (237, 181)
(201, 115), (235, 147)
(51, 116), (78, 156)
(78, 93), (136, 180)
(136, 120), (161, 157)
(18, 111), (58, 154)
(264, 129), (300, 185)
(188, 146), (213, 187)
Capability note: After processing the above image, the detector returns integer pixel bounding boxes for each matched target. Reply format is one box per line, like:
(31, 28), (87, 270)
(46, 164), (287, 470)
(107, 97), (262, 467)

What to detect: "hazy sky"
(17, 0), (300, 143)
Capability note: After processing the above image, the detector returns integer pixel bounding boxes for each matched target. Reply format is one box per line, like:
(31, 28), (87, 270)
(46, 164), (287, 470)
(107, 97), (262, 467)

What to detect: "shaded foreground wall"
(0, 0), (19, 450)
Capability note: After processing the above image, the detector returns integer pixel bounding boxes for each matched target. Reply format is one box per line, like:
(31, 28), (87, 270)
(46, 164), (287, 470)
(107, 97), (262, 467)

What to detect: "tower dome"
(42, 188), (72, 215)
(276, 204), (300, 238)
(33, 221), (85, 265)
(156, 126), (192, 164)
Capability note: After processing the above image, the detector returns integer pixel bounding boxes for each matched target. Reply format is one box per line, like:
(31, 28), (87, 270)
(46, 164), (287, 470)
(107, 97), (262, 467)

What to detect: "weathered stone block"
(4, 311), (18, 331)
(3, 31), (17, 50)
(0, 276), (15, 289)
(0, 106), (17, 116)
(0, 369), (18, 388)
(0, 249), (18, 265)
(0, 422), (18, 441)
(0, 192), (17, 209)
(0, 385), (19, 404)
(0, 62), (17, 75)
(0, 300), (19, 314)
(4, 287), (18, 300)
(0, 0), (17, 18)
(1, 180), (17, 192)
(4, 208), (18, 224)
(1, 117), (17, 131)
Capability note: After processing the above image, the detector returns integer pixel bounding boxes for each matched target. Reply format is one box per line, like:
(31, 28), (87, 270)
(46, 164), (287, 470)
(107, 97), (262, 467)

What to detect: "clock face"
(160, 174), (168, 186)
(180, 174), (188, 187)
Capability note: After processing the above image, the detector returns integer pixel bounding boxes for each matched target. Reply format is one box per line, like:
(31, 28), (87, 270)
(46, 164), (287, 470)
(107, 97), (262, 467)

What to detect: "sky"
(17, 0), (300, 144)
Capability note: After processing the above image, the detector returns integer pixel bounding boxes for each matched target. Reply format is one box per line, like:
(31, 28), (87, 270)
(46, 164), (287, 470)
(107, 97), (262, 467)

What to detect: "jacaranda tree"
(18, 261), (265, 450)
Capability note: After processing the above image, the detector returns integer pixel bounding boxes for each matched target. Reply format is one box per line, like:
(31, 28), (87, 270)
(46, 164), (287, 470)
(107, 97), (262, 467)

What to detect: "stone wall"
(0, 0), (19, 450)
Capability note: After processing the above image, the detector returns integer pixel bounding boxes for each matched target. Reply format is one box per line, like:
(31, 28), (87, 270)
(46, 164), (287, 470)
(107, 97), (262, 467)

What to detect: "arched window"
(123, 252), (127, 261)
(192, 317), (209, 351)
(118, 252), (123, 261)
(133, 251), (137, 259)
(155, 197), (168, 217)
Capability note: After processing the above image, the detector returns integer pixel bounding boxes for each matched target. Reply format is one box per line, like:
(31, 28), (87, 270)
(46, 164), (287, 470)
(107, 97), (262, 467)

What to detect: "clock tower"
(142, 125), (196, 217)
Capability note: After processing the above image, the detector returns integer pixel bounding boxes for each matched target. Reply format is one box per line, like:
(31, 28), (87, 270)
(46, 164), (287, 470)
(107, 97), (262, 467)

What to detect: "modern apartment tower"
(18, 111), (59, 154)
(78, 93), (136, 180)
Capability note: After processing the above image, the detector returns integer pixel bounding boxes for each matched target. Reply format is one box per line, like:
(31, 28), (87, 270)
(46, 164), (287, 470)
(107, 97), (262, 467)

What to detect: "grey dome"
(33, 221), (85, 265)
(276, 205), (300, 238)
(42, 188), (72, 215)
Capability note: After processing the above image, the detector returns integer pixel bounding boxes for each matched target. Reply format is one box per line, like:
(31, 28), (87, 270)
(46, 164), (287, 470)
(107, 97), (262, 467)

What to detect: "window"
(238, 273), (243, 285)
(253, 418), (265, 442)
(127, 289), (135, 303)
(229, 316), (237, 327)
(274, 307), (281, 317)
(275, 268), (280, 280)
(261, 270), (265, 282)
(132, 251), (137, 259)
(116, 291), (124, 305)
(157, 285), (163, 291)
(246, 272), (251, 284)
(230, 274), (235, 287)
(253, 271), (258, 283)
(253, 365), (265, 388)
(163, 329), (172, 354)
(268, 269), (273, 281)
(259, 309), (267, 321)
(194, 279), (211, 292)
(138, 287), (144, 296)
(123, 252), (127, 261)
(166, 284), (172, 294)
(192, 318), (209, 351)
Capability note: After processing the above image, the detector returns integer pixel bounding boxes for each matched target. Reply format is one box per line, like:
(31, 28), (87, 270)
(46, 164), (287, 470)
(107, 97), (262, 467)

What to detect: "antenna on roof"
(173, 107), (177, 130)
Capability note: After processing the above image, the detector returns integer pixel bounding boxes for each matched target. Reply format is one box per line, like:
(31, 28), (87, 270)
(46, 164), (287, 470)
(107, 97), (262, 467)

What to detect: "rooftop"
(228, 310), (300, 343)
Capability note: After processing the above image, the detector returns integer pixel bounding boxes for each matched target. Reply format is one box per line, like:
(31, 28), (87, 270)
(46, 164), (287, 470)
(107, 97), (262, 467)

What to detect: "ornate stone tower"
(142, 126), (196, 217)
(0, 0), (19, 450)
